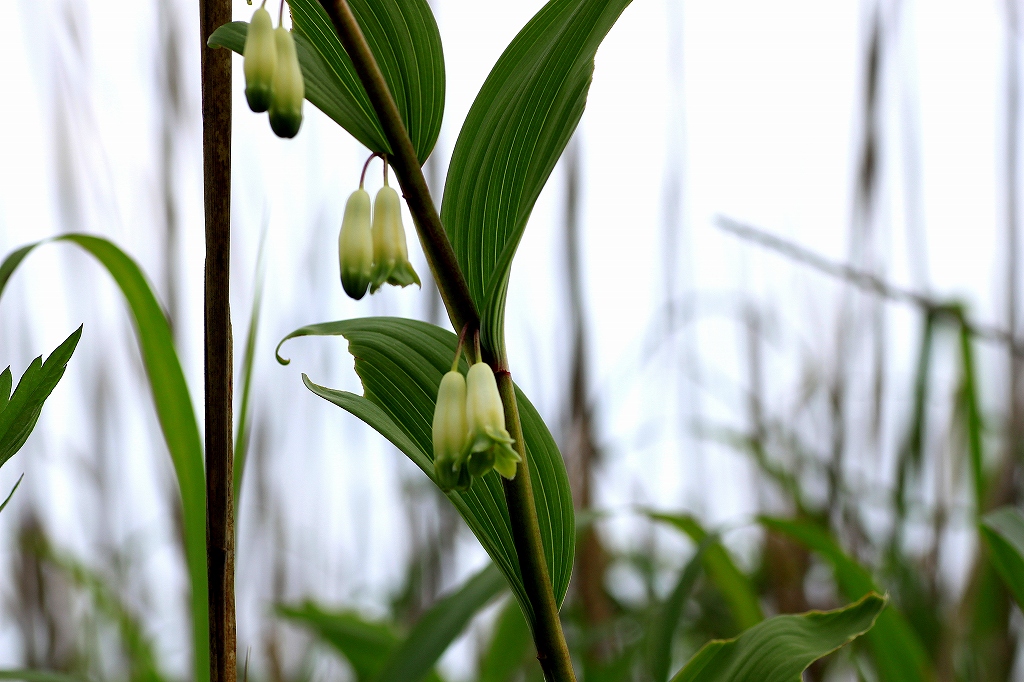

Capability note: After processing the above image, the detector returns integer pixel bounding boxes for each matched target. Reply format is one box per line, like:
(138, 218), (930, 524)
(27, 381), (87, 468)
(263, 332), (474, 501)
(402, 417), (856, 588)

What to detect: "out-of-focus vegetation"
(3, 0), (1024, 681)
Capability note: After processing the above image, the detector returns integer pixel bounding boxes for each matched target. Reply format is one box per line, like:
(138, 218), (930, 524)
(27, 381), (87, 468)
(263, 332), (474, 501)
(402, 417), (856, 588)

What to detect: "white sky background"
(0, 0), (1019, 678)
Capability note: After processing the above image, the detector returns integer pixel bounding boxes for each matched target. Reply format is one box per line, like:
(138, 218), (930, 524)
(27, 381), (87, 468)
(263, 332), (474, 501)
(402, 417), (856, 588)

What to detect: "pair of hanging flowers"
(243, 2), (304, 138)
(338, 155), (421, 300)
(432, 334), (520, 492)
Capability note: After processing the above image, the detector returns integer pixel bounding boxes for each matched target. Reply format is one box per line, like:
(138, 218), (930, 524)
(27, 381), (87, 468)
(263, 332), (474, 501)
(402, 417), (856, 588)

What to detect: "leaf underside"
(278, 317), (574, 633)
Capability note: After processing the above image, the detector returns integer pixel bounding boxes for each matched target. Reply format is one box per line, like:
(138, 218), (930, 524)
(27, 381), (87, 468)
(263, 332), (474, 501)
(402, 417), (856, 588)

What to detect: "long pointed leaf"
(0, 327), (81, 466)
(760, 516), (933, 682)
(0, 236), (208, 682)
(649, 540), (708, 682)
(277, 317), (575, 633)
(277, 603), (400, 681)
(0, 473), (23, 514)
(479, 599), (534, 682)
(670, 593), (886, 682)
(442, 0), (632, 356)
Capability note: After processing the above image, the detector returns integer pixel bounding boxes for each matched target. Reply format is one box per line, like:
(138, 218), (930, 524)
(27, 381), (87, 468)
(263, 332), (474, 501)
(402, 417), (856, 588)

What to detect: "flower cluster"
(243, 3), (304, 138)
(431, 337), (520, 492)
(338, 157), (420, 300)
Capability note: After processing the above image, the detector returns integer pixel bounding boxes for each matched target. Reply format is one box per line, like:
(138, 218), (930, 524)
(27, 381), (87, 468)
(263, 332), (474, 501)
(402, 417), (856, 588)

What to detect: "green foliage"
(648, 541), (708, 682)
(0, 474), (23, 513)
(0, 236), (208, 682)
(276, 317), (575, 631)
(980, 506), (1024, 611)
(441, 0), (632, 357)
(649, 513), (764, 632)
(376, 563), (506, 682)
(281, 563), (503, 682)
(479, 599), (534, 682)
(278, 603), (404, 681)
(0, 327), (81, 469)
(209, 0), (444, 163)
(0, 671), (89, 682)
(669, 593), (885, 682)
(760, 516), (934, 682)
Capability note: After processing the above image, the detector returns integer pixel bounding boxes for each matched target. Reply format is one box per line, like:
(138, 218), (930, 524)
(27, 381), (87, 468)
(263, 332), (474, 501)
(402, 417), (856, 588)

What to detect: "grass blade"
(0, 236), (208, 682)
(0, 473), (24, 513)
(649, 540), (708, 682)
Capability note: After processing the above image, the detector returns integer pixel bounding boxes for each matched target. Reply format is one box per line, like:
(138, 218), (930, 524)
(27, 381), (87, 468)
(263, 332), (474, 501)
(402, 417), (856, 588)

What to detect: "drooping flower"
(370, 183), (420, 292)
(268, 26), (304, 138)
(465, 362), (520, 479)
(338, 189), (373, 300)
(243, 5), (277, 112)
(432, 370), (470, 491)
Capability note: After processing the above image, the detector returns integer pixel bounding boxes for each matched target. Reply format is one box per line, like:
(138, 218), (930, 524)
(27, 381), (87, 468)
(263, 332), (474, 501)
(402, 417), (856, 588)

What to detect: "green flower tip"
(369, 185), (420, 292)
(243, 7), (276, 113)
(268, 27), (304, 138)
(339, 189), (373, 300)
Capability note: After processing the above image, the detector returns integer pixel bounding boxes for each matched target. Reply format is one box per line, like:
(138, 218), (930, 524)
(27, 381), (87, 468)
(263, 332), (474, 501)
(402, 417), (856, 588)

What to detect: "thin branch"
(716, 215), (1024, 356)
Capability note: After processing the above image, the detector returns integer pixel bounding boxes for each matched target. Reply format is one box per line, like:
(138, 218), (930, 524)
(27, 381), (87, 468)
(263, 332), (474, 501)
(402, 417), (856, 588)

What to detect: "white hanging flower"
(338, 189), (373, 300)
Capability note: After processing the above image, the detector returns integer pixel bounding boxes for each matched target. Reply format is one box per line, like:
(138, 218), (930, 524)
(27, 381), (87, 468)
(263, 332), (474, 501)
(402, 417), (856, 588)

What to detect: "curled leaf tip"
(275, 338), (292, 365)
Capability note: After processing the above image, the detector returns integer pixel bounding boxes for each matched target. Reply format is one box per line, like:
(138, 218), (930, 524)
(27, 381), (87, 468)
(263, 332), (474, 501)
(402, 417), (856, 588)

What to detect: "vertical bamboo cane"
(199, 0), (235, 681)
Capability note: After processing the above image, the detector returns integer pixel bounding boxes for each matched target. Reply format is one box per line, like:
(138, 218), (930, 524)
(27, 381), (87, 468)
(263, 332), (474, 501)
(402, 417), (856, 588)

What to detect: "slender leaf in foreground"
(0, 236), (208, 682)
(670, 593), (886, 682)
(980, 506), (1024, 611)
(0, 326), (81, 467)
(377, 563), (506, 682)
(277, 317), (574, 633)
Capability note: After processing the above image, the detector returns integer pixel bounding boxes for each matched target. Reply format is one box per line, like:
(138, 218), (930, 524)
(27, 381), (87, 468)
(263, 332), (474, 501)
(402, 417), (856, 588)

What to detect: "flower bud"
(243, 6), (277, 112)
(370, 185), (421, 293)
(338, 189), (373, 300)
(432, 370), (470, 491)
(465, 362), (520, 479)
(268, 27), (304, 138)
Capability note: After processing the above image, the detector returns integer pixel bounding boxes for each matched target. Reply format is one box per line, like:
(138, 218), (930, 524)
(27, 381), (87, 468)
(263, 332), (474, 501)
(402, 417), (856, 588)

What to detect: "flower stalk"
(316, 1), (576, 679)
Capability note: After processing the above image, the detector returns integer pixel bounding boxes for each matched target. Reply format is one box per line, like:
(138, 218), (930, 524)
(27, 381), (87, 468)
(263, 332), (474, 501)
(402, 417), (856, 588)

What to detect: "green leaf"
(0, 236), (208, 682)
(277, 603), (400, 681)
(648, 512), (763, 632)
(0, 327), (81, 467)
(760, 516), (934, 682)
(209, 0), (444, 163)
(377, 563), (506, 682)
(0, 366), (12, 411)
(0, 671), (90, 682)
(649, 540), (708, 682)
(479, 599), (534, 682)
(669, 593), (886, 682)
(0, 473), (23, 514)
(277, 317), (575, 632)
(441, 0), (632, 356)
(980, 506), (1024, 611)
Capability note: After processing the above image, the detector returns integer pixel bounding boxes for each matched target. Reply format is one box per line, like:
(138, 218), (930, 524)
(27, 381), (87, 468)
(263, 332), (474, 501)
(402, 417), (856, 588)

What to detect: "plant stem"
(318, 2), (576, 679)
(319, 0), (478, 335)
(200, 0), (236, 681)
(496, 369), (578, 681)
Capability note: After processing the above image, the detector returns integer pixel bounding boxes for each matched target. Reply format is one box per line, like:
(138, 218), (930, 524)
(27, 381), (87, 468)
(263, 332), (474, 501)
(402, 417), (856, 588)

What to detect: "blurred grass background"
(2, 0), (1024, 680)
